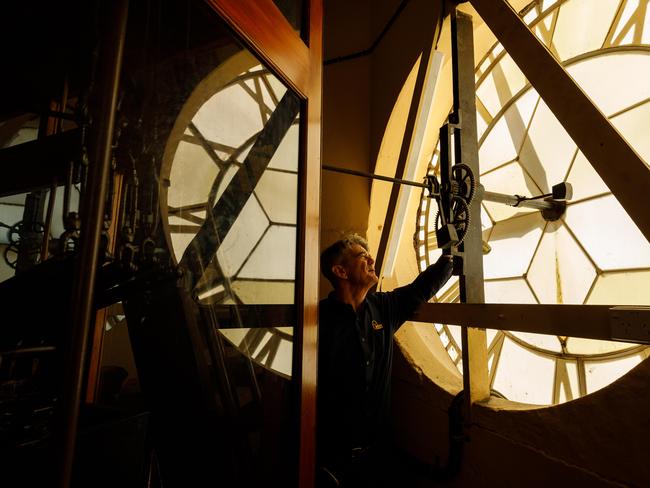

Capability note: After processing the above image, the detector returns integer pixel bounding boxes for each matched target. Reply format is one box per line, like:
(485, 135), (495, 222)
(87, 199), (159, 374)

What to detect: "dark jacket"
(317, 255), (453, 463)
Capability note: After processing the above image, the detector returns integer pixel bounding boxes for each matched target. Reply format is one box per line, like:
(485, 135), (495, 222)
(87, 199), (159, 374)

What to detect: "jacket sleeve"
(384, 254), (453, 332)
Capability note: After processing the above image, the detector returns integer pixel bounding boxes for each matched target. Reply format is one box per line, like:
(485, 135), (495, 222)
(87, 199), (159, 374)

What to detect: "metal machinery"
(0, 1), (313, 486)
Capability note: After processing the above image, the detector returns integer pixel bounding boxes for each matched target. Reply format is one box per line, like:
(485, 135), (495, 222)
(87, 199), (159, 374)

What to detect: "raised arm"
(384, 254), (454, 330)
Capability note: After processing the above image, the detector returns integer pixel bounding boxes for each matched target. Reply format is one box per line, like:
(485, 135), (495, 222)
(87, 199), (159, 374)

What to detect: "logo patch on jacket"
(371, 320), (383, 331)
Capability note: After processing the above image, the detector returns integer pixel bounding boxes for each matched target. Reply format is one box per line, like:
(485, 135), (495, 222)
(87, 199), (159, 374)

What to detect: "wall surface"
(320, 0), (374, 296)
(393, 338), (650, 487)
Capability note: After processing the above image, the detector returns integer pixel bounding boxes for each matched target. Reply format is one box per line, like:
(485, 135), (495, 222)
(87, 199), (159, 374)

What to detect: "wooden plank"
(470, 0), (650, 244)
(413, 302), (650, 343)
(295, 1), (322, 486)
(0, 129), (80, 197)
(205, 0), (310, 98)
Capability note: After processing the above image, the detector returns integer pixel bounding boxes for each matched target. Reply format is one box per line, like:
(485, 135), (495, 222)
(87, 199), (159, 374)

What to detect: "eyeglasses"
(352, 250), (373, 261)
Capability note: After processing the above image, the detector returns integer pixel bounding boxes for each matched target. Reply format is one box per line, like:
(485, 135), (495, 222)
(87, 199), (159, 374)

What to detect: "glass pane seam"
(477, 86), (537, 147)
(233, 223), (271, 278)
(515, 94), (542, 156)
(566, 191), (611, 207)
(607, 95), (650, 119)
(524, 275), (542, 304)
(561, 146), (580, 184)
(602, 0), (628, 48)
(515, 158), (545, 197)
(480, 157), (518, 178)
(559, 215), (601, 272)
(523, 219), (548, 278)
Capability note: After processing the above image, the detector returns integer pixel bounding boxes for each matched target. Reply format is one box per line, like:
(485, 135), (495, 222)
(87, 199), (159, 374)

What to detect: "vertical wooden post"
(451, 10), (490, 408)
(296, 4), (322, 486)
(85, 173), (124, 403)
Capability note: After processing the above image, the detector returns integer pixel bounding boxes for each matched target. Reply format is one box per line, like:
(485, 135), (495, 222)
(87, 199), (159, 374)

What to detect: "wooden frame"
(206, 0), (310, 97)
(204, 1), (322, 486)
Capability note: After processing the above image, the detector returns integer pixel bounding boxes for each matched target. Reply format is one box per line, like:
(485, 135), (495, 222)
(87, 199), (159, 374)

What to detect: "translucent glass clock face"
(416, 0), (650, 405)
(162, 52), (299, 378)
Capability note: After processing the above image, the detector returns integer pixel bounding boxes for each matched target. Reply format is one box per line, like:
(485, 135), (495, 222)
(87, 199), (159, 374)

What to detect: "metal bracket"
(610, 306), (650, 344)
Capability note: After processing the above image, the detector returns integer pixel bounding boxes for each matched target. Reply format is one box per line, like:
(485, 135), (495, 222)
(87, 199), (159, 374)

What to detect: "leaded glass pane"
(484, 278), (536, 303)
(193, 82), (266, 146)
(527, 221), (596, 304)
(567, 337), (633, 355)
(608, 0), (650, 46)
(585, 355), (642, 394)
(587, 270), (650, 305)
(215, 196), (269, 277)
(239, 225), (296, 280)
(269, 124), (300, 171)
(492, 337), (555, 404)
(519, 98), (576, 192)
(552, 0), (619, 61)
(610, 100), (650, 168)
(568, 53), (650, 117)
(556, 359), (580, 404)
(168, 141), (220, 207)
(564, 195), (650, 270)
(478, 90), (539, 173)
(510, 332), (562, 354)
(255, 171), (298, 224)
(484, 212), (545, 279)
(533, 7), (557, 47)
(476, 54), (527, 119)
(565, 151), (610, 202)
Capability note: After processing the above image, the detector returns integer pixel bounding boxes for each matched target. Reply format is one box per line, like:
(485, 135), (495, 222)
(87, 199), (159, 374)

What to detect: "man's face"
(341, 244), (378, 288)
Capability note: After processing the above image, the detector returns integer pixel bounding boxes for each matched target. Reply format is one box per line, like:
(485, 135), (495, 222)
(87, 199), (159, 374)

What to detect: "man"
(317, 234), (453, 487)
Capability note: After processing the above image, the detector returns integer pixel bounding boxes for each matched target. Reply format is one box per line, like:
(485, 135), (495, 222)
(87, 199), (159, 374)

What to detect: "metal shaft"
(322, 164), (429, 189)
(56, 1), (128, 486)
(482, 188), (556, 210)
(324, 165), (563, 211)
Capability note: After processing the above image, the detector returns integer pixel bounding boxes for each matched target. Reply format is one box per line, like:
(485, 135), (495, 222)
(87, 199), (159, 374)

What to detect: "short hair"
(320, 234), (369, 285)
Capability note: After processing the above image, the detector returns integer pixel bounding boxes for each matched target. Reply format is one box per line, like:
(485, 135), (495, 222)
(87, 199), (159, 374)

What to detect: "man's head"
(321, 235), (379, 291)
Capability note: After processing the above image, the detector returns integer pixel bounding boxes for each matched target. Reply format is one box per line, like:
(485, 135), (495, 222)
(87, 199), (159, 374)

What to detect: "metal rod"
(56, 1), (128, 486)
(40, 179), (57, 260)
(482, 189), (557, 210)
(324, 165), (564, 211)
(322, 164), (429, 189)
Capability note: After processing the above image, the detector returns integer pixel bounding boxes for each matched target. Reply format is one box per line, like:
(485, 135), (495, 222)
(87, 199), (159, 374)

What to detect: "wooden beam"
(414, 302), (650, 344)
(205, 0), (310, 98)
(295, 2), (322, 486)
(470, 0), (650, 244)
(0, 129), (80, 197)
(451, 10), (490, 405)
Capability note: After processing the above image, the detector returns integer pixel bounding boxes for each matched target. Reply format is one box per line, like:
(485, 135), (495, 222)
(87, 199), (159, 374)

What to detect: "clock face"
(415, 0), (650, 405)
(160, 50), (300, 378)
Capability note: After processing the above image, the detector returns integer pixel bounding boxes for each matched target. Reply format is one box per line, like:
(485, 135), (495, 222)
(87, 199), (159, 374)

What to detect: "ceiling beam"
(470, 0), (650, 244)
